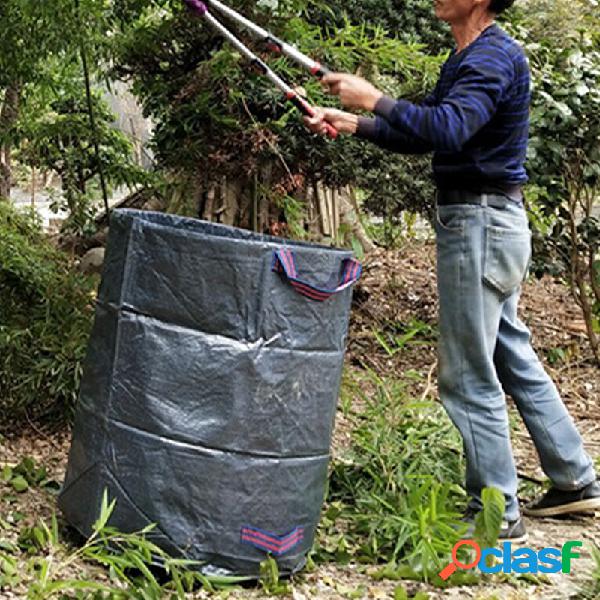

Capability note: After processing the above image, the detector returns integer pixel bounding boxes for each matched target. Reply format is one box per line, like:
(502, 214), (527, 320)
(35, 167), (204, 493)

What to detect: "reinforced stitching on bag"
(240, 525), (304, 555)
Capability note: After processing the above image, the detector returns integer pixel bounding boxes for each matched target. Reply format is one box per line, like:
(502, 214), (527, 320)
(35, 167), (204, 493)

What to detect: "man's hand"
(322, 73), (383, 112)
(303, 108), (359, 136)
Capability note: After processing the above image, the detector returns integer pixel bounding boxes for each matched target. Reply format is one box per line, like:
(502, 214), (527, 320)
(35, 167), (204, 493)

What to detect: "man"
(305, 0), (600, 541)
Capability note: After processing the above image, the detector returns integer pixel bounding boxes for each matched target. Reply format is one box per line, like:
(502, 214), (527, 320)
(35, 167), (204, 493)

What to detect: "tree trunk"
(0, 84), (21, 200)
(339, 187), (376, 252)
(31, 166), (36, 208)
(567, 188), (600, 366)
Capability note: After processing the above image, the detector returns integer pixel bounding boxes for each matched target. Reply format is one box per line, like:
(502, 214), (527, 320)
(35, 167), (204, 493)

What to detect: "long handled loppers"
(183, 0), (337, 139)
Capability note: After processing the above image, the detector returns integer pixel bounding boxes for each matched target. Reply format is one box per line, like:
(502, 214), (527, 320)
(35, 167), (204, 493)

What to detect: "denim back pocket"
(483, 225), (532, 297)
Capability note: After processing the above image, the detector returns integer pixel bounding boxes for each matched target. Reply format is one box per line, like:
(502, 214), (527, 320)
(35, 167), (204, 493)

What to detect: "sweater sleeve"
(355, 116), (433, 154)
(352, 66), (441, 153)
(373, 46), (515, 152)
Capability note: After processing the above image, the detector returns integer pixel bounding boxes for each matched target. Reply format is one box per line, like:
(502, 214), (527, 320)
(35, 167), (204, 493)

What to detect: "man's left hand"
(322, 73), (383, 112)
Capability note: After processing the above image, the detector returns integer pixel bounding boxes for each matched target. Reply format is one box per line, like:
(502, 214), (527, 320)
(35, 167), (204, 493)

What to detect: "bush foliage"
(107, 0), (445, 222)
(0, 204), (95, 423)
(507, 0), (600, 362)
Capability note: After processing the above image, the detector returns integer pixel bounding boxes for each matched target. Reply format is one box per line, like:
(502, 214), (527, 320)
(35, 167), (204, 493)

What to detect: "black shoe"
(523, 479), (600, 518)
(461, 508), (528, 543)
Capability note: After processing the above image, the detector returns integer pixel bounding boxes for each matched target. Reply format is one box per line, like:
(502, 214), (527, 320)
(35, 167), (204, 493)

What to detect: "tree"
(17, 81), (148, 236)
(509, 0), (600, 363)
(0, 1), (75, 198)
(105, 0), (444, 237)
(309, 0), (452, 52)
(1, 0), (149, 234)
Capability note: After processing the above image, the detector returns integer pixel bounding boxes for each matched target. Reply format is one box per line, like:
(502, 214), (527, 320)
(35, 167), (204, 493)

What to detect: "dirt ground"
(1, 241), (599, 599)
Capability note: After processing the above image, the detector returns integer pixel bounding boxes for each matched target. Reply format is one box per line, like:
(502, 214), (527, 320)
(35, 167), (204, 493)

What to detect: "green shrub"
(506, 0), (600, 363)
(0, 203), (95, 423)
(317, 371), (507, 584)
(318, 370), (466, 579)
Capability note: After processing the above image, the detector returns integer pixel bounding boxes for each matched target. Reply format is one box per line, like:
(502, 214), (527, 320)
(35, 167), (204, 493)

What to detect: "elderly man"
(305, 0), (600, 541)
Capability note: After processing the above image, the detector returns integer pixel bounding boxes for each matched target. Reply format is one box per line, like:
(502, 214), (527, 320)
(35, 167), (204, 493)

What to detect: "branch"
(240, 96), (293, 182)
(75, 0), (109, 216)
(567, 190), (600, 365)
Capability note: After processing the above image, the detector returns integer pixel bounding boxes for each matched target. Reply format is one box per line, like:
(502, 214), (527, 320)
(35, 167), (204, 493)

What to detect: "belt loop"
(481, 194), (488, 207)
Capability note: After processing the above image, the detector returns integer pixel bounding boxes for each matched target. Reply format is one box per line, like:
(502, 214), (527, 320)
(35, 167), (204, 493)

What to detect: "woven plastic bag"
(59, 209), (361, 576)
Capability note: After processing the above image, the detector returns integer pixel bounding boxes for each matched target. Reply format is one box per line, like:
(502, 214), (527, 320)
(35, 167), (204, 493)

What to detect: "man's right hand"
(303, 108), (359, 137)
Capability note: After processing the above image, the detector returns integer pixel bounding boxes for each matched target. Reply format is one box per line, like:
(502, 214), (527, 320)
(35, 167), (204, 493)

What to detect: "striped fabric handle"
(272, 248), (362, 302)
(241, 525), (304, 556)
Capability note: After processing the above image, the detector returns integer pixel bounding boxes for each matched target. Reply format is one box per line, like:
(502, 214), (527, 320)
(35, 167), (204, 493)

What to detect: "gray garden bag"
(59, 209), (361, 577)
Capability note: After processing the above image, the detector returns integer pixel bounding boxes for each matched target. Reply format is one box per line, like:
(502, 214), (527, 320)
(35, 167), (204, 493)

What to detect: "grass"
(1, 488), (253, 598)
(372, 319), (437, 358)
(1, 374), (597, 598)
(317, 369), (469, 580)
(576, 545), (600, 599)
(0, 369), (507, 597)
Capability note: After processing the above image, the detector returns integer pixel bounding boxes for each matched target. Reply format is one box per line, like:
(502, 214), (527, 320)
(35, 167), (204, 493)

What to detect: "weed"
(546, 346), (570, 365)
(473, 487), (504, 550)
(318, 369), (518, 588)
(317, 370), (465, 579)
(0, 490), (249, 598)
(1, 456), (60, 495)
(517, 477), (547, 505)
(373, 319), (437, 358)
(0, 204), (95, 423)
(259, 554), (291, 595)
(577, 545), (600, 599)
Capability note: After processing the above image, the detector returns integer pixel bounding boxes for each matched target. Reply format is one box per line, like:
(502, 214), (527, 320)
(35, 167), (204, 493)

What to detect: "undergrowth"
(0, 204), (95, 424)
(576, 545), (600, 599)
(3, 368), (595, 597)
(0, 490), (250, 598)
(316, 368), (475, 582)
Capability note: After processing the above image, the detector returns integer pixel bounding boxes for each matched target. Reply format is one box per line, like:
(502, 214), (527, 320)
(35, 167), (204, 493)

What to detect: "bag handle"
(271, 248), (362, 301)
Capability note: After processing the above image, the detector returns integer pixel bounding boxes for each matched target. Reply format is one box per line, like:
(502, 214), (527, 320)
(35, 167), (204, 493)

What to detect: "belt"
(437, 186), (523, 209)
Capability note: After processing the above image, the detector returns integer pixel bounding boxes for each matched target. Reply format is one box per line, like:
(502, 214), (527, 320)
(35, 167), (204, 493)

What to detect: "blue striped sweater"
(356, 24), (530, 189)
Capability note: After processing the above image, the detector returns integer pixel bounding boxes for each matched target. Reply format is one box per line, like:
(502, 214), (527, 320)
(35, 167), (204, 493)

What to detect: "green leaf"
(41, 579), (112, 594)
(93, 489), (116, 532)
(50, 513), (59, 545)
(1, 466), (12, 482)
(0, 540), (17, 553)
(203, 573), (253, 585)
(0, 554), (18, 576)
(393, 585), (408, 600)
(33, 526), (47, 548)
(474, 487), (504, 548)
(15, 457), (35, 479)
(351, 237), (365, 261)
(259, 555), (290, 594)
(10, 476), (29, 493)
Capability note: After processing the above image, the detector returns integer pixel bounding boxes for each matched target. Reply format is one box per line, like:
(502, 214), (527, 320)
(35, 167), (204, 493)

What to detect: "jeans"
(435, 196), (596, 520)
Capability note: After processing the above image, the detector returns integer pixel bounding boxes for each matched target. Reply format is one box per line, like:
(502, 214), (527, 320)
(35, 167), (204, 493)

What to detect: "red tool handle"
(287, 93), (338, 140)
(304, 104), (338, 140)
